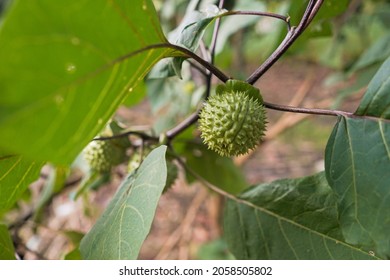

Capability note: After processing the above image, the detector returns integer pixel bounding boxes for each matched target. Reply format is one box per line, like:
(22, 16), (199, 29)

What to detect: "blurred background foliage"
(152, 0), (390, 104)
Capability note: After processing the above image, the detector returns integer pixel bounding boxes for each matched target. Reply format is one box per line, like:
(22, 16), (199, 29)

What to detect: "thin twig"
(299, 0), (316, 30)
(263, 101), (351, 117)
(199, 40), (211, 63)
(93, 130), (157, 142)
(172, 43), (229, 82)
(187, 60), (208, 77)
(246, 27), (296, 84)
(304, 0), (325, 29)
(210, 0), (226, 62)
(222, 10), (291, 30)
(246, 0), (324, 84)
(166, 112), (199, 140)
(204, 0), (226, 100)
(103, 42), (229, 84)
(164, 0), (226, 142)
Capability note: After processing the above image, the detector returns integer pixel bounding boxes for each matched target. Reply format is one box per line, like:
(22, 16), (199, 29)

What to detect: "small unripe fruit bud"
(199, 80), (267, 157)
(84, 140), (126, 173)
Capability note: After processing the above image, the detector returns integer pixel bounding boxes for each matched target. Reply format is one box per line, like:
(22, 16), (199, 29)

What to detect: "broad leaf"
(0, 0), (171, 164)
(149, 5), (225, 78)
(325, 58), (390, 259)
(224, 172), (377, 260)
(355, 56), (390, 118)
(80, 145), (167, 260)
(325, 117), (390, 259)
(121, 81), (146, 107)
(147, 67), (201, 134)
(0, 224), (16, 260)
(0, 154), (42, 212)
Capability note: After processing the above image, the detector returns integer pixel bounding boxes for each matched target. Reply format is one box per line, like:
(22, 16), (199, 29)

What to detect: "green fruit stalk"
(199, 80), (267, 157)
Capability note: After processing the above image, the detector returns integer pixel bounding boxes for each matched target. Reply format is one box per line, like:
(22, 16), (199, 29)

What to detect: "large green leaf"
(0, 0), (171, 164)
(0, 154), (43, 212)
(80, 145), (167, 260)
(325, 117), (390, 259)
(355, 56), (390, 118)
(0, 224), (16, 260)
(325, 57), (390, 259)
(224, 172), (377, 260)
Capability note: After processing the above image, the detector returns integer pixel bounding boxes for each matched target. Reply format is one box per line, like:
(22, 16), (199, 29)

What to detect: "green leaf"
(121, 81), (146, 107)
(0, 154), (43, 212)
(0, 224), (16, 260)
(325, 58), (390, 259)
(325, 117), (390, 259)
(80, 145), (167, 260)
(224, 172), (377, 260)
(170, 4), (225, 77)
(147, 69), (199, 134)
(149, 4), (224, 78)
(183, 141), (247, 195)
(355, 56), (390, 118)
(0, 0), (171, 164)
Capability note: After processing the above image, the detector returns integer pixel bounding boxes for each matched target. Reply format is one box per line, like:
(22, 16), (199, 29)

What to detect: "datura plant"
(1, 0), (388, 262)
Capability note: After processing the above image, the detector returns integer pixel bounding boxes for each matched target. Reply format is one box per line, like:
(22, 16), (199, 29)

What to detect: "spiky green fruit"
(199, 80), (267, 157)
(84, 140), (126, 173)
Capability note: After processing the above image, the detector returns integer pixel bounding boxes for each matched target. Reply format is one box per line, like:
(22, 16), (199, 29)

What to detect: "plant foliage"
(0, 0), (389, 260)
